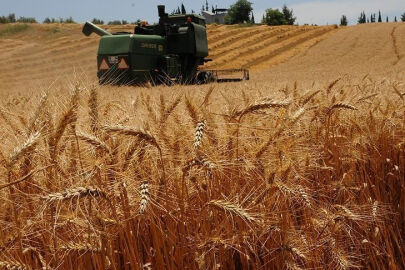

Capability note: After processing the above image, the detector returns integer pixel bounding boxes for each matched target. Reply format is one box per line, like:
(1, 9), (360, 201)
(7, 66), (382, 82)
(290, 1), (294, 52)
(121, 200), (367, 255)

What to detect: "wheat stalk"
(88, 85), (99, 134)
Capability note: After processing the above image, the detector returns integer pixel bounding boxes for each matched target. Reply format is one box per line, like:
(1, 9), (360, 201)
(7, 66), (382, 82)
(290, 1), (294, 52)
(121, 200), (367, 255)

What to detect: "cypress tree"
(394, 16), (397, 22)
(251, 12), (255, 24)
(386, 16), (389, 22)
(206, 0), (209, 11)
(340, 15), (348, 26)
(212, 5), (215, 13)
(181, 3), (186, 14)
(358, 11), (366, 24)
(378, 10), (382, 22)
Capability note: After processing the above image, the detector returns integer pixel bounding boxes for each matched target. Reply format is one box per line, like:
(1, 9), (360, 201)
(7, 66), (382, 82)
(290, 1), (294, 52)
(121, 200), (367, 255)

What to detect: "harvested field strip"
(208, 27), (298, 59)
(237, 28), (332, 68)
(249, 29), (337, 69)
(208, 26), (268, 49)
(207, 26), (321, 69)
(208, 26), (251, 43)
(242, 26), (337, 68)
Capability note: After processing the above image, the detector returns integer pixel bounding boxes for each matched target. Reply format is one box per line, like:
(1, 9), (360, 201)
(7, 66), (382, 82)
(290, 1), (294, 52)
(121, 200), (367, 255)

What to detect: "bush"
(91, 18), (104, 25)
(17, 16), (37, 23)
(401, 12), (405, 22)
(0, 23), (29, 37)
(107, 20), (122, 25)
(225, 0), (253, 24)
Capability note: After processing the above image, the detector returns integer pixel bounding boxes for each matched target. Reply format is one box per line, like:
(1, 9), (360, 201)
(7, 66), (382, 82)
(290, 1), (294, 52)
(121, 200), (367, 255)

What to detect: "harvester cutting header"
(82, 5), (249, 85)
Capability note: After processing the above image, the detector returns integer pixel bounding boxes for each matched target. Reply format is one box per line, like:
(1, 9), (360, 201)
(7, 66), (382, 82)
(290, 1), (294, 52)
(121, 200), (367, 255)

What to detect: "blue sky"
(1, 0), (404, 25)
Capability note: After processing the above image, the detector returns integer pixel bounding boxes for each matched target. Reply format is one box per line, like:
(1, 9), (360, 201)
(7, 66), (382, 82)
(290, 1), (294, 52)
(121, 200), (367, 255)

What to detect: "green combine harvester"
(82, 5), (249, 85)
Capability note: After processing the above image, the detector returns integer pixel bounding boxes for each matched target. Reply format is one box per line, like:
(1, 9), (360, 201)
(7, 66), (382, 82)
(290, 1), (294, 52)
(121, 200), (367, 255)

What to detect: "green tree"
(340, 15), (348, 26)
(370, 13), (375, 23)
(262, 8), (287, 26)
(282, 5), (296, 25)
(225, 0), (253, 24)
(394, 16), (397, 22)
(181, 3), (186, 14)
(8, 13), (16, 23)
(251, 12), (255, 24)
(386, 16), (389, 22)
(358, 11), (366, 24)
(378, 10), (382, 22)
(43, 17), (51, 24)
(401, 12), (405, 22)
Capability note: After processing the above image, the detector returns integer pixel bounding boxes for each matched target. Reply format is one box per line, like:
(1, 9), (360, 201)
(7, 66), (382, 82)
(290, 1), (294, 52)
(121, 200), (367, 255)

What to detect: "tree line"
(340, 11), (405, 26)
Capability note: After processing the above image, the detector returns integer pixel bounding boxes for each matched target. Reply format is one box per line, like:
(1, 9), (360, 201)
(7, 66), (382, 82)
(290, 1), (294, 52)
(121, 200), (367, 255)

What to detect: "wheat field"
(0, 22), (404, 269)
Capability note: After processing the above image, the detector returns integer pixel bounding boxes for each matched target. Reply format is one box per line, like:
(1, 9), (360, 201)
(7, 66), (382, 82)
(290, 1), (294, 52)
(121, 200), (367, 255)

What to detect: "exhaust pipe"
(158, 5), (168, 18)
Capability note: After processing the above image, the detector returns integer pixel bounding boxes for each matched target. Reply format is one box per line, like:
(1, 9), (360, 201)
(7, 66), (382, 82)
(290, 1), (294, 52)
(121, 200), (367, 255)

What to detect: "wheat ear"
(328, 103), (357, 114)
(0, 260), (30, 270)
(233, 99), (291, 119)
(27, 93), (47, 134)
(160, 95), (182, 126)
(8, 131), (41, 170)
(185, 96), (199, 125)
(139, 181), (150, 214)
(208, 200), (256, 224)
(194, 120), (207, 149)
(76, 131), (111, 154)
(41, 186), (106, 203)
(182, 158), (215, 177)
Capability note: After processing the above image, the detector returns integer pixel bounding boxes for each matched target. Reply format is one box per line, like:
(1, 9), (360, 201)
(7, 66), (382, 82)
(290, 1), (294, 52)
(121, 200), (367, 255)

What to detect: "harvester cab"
(82, 5), (249, 85)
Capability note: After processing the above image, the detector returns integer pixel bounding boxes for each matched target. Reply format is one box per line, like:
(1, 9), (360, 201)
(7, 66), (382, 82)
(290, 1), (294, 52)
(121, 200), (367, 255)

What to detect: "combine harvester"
(82, 5), (249, 85)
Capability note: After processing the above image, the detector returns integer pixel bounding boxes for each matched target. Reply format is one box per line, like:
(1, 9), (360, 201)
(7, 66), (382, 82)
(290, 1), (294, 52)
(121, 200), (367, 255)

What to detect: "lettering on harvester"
(140, 43), (157, 49)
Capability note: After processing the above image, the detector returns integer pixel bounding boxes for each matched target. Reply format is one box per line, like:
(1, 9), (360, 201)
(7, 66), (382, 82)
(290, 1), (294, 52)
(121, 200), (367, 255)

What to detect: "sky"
(1, 0), (404, 26)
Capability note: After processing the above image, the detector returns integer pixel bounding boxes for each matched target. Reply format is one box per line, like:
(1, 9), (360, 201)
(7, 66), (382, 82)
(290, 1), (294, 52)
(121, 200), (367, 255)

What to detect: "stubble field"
(0, 22), (404, 269)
